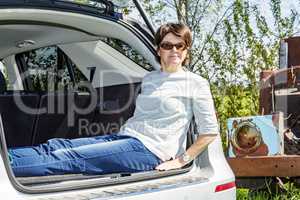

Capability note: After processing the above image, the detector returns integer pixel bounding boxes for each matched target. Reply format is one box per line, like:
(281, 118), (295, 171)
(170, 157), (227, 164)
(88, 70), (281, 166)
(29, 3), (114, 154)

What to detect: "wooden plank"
(227, 155), (300, 177)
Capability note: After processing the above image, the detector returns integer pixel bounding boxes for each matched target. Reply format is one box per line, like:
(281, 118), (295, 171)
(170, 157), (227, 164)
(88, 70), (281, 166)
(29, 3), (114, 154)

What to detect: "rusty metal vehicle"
(227, 36), (300, 187)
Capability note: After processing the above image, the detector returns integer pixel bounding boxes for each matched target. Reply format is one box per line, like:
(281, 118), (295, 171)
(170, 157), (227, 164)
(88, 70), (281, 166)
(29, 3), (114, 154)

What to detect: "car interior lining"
(0, 24), (100, 59)
(0, 10), (160, 70)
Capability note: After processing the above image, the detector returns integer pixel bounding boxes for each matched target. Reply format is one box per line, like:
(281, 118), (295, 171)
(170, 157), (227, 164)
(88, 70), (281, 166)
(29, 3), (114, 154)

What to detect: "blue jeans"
(9, 134), (162, 177)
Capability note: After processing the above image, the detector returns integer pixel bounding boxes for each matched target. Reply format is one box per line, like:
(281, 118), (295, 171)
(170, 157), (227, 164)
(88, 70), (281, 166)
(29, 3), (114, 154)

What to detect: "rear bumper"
(108, 181), (236, 200)
(0, 172), (236, 200)
(19, 177), (236, 200)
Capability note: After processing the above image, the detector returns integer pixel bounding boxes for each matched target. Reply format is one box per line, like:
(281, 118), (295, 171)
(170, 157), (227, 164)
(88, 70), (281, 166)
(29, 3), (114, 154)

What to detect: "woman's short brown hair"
(154, 23), (192, 66)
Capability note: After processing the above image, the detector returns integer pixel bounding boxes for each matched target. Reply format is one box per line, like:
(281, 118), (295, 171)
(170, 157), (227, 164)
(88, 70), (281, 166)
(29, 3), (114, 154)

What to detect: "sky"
(255, 0), (300, 33)
(124, 0), (300, 37)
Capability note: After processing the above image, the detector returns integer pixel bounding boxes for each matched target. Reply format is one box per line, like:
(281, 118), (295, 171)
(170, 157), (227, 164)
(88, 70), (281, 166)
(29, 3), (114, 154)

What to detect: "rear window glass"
(100, 37), (154, 71)
(18, 46), (87, 91)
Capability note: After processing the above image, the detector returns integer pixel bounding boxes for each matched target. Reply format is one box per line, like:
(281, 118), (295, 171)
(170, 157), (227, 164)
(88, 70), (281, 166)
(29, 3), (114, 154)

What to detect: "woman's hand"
(155, 158), (185, 171)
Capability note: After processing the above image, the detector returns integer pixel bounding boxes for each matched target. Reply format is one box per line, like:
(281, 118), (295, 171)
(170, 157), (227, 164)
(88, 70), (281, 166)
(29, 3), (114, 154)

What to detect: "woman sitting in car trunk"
(9, 23), (219, 177)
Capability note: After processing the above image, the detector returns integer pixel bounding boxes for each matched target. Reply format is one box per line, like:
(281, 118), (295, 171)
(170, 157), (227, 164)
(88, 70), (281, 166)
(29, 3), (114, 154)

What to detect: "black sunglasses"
(159, 42), (187, 51)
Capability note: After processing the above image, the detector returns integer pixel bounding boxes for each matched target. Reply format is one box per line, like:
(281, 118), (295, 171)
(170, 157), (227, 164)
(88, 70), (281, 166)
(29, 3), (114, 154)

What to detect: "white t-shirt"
(120, 68), (219, 161)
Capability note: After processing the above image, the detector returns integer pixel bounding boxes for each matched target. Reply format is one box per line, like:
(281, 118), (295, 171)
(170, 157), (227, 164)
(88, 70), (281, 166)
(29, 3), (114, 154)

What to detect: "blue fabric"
(9, 134), (162, 177)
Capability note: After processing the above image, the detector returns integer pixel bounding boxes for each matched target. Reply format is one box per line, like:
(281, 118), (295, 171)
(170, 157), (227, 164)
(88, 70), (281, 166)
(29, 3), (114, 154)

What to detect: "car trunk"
(0, 82), (195, 191)
(1, 93), (196, 192)
(0, 1), (199, 193)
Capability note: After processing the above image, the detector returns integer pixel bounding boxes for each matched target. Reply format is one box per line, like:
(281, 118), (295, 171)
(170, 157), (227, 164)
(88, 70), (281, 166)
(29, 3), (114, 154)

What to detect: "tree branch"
(190, 3), (234, 71)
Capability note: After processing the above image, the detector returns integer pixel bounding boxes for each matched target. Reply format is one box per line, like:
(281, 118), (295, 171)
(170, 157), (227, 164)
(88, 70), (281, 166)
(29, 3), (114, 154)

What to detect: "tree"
(210, 0), (298, 140)
(138, 0), (300, 143)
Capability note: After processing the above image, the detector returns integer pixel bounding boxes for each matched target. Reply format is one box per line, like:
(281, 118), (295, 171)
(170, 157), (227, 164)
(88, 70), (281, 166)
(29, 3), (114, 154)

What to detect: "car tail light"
(215, 181), (236, 192)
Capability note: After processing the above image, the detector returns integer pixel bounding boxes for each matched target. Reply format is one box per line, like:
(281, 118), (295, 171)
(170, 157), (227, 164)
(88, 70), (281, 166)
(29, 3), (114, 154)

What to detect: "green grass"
(237, 181), (300, 200)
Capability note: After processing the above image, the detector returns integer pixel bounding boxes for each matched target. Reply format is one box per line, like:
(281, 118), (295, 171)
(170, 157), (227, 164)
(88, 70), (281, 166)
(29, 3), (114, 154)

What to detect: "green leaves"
(133, 0), (300, 148)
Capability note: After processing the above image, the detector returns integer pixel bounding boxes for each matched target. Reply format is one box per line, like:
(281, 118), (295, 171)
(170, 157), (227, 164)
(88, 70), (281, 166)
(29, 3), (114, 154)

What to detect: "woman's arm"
(156, 78), (219, 171)
(155, 133), (217, 170)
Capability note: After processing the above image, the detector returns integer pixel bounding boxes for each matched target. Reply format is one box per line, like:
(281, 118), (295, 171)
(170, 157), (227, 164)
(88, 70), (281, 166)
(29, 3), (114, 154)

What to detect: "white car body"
(0, 1), (236, 199)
